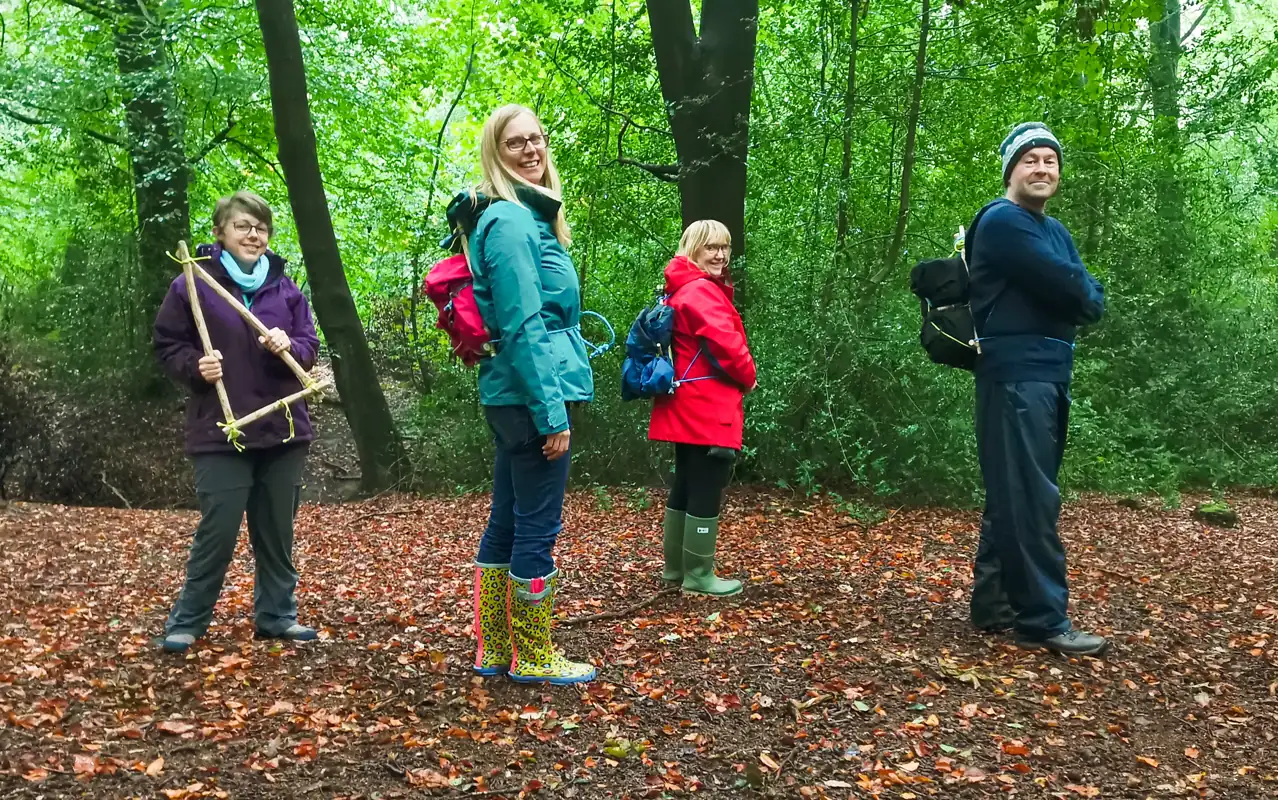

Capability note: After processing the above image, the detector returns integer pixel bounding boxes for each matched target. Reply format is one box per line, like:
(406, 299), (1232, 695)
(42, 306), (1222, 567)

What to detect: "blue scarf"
(220, 250), (270, 308)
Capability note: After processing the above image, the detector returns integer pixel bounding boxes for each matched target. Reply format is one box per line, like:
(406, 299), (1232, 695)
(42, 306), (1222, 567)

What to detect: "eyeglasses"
(503, 133), (549, 153)
(229, 221), (271, 236)
(704, 244), (732, 255)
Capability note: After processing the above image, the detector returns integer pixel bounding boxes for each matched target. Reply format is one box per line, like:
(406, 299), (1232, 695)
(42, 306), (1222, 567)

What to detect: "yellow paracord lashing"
(217, 422), (246, 452)
(281, 400), (296, 444)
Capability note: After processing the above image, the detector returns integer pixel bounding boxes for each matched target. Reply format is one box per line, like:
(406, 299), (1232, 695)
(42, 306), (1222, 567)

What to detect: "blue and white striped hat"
(1000, 122), (1062, 183)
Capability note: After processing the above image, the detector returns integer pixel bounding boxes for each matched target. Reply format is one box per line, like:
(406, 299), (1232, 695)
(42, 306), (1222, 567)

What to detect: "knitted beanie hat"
(1000, 122), (1062, 183)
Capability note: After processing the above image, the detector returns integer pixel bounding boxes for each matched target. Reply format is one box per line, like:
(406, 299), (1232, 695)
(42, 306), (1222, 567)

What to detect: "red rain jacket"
(647, 256), (756, 449)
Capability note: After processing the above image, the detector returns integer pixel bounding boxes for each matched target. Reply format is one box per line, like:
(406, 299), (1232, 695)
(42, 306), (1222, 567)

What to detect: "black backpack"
(909, 202), (999, 370)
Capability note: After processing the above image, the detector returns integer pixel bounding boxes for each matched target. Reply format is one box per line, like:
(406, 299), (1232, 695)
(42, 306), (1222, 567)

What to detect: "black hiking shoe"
(1016, 628), (1111, 657)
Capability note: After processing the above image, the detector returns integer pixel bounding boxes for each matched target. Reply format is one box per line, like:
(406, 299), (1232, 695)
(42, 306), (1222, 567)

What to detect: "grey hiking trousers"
(165, 444), (308, 638)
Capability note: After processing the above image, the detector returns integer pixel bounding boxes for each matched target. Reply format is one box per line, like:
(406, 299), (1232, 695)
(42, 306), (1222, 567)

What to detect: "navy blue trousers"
(972, 379), (1072, 639)
(475, 406), (571, 580)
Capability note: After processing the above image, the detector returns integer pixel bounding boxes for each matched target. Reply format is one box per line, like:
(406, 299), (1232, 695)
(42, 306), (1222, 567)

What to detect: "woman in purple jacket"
(153, 191), (320, 653)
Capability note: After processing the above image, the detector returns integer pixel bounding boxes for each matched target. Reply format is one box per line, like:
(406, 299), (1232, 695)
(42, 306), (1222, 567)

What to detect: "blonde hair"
(677, 220), (731, 259)
(475, 104), (571, 246)
(213, 190), (273, 234)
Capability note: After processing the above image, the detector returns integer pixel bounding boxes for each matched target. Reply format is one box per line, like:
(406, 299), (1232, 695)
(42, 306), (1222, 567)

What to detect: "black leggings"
(666, 444), (735, 518)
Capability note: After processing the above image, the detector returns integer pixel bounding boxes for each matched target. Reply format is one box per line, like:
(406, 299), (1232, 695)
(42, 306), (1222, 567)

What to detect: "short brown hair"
(213, 191), (274, 233)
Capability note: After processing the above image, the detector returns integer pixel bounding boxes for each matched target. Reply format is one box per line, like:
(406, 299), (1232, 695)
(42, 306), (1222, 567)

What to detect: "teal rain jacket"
(470, 186), (593, 435)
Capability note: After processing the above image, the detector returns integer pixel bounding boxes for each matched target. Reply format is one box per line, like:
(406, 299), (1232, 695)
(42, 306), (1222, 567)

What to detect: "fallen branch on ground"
(100, 471), (132, 509)
(561, 586), (680, 626)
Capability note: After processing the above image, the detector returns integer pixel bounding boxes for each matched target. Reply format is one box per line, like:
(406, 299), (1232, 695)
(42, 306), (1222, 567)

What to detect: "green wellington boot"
(662, 507), (686, 583)
(681, 514), (743, 597)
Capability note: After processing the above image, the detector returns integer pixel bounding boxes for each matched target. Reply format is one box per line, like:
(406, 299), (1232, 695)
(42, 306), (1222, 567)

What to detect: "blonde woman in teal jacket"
(466, 104), (596, 685)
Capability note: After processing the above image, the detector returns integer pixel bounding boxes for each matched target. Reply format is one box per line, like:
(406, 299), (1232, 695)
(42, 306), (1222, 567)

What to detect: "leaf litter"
(1, 490), (1276, 798)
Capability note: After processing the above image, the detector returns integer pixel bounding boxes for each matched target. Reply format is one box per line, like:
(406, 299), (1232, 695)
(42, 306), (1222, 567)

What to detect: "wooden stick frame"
(173, 241), (332, 445)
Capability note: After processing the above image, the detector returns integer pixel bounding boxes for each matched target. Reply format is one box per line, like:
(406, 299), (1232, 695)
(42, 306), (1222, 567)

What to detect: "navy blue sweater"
(969, 199), (1105, 383)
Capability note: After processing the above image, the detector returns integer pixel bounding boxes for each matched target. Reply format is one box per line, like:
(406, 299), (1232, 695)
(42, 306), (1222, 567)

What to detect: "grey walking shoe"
(255, 624), (318, 642)
(1016, 628), (1110, 656)
(160, 633), (196, 653)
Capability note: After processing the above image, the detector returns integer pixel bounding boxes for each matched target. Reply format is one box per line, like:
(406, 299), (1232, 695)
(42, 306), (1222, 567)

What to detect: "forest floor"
(1, 490), (1276, 799)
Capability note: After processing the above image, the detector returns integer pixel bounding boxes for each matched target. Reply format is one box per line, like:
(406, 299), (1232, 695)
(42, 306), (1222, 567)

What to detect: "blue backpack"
(620, 291), (718, 400)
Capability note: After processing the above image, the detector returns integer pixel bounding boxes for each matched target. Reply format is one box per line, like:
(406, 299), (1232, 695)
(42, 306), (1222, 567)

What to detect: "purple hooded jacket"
(154, 243), (319, 455)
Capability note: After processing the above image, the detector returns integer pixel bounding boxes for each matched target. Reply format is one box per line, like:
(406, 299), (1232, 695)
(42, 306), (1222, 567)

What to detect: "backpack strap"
(965, 198), (1009, 347)
(665, 276), (732, 388)
(441, 191), (499, 253)
(964, 198), (1006, 266)
(457, 230), (474, 272)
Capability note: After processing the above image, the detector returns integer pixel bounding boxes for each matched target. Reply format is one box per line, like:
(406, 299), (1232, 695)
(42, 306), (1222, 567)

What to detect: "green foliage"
(627, 486), (653, 513)
(829, 492), (888, 528)
(3, 0), (1278, 504)
(1193, 499), (1239, 527)
(592, 485), (614, 512)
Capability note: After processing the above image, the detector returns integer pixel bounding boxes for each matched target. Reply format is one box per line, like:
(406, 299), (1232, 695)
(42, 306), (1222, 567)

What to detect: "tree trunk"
(806, 0), (834, 305)
(834, 0), (864, 257)
(112, 1), (191, 328)
(255, 0), (401, 492)
(877, 0), (931, 283)
(1150, 0), (1185, 273)
(1083, 35), (1117, 261)
(1076, 0), (1099, 41)
(646, 0), (758, 277)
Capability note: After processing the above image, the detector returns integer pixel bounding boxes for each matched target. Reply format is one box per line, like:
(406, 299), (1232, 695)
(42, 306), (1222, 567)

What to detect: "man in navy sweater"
(967, 122), (1109, 656)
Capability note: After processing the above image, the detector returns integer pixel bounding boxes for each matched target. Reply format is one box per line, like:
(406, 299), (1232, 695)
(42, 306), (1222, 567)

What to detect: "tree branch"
(58, 0), (113, 19)
(0, 103), (125, 147)
(542, 51), (673, 140)
(616, 158), (681, 182)
(561, 587), (680, 626)
(1180, 0), (1217, 45)
(191, 109), (237, 164)
(646, 0), (698, 109)
(408, 40), (475, 394)
(226, 135), (285, 178)
(608, 120), (679, 183)
(134, 0), (158, 27)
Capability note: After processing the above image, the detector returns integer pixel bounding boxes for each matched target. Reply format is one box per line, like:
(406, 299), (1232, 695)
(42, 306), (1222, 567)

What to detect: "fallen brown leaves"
(1, 491), (1277, 798)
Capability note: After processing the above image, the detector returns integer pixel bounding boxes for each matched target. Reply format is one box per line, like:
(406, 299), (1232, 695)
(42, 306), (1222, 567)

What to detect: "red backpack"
(423, 191), (615, 366)
(423, 192), (498, 366)
(423, 236), (492, 366)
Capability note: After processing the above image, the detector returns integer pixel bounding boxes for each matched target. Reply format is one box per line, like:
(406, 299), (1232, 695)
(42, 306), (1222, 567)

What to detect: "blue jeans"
(475, 406), (571, 579)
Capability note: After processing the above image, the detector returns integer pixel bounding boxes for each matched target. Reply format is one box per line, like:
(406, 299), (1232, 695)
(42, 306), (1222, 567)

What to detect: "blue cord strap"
(486, 311), (616, 358)
(578, 310), (615, 359)
(674, 346), (717, 386)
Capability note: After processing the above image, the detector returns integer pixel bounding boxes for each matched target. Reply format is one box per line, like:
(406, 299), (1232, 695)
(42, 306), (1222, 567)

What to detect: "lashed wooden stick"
(227, 380), (332, 431)
(171, 240), (328, 447)
(178, 241), (235, 425)
(187, 260), (314, 387)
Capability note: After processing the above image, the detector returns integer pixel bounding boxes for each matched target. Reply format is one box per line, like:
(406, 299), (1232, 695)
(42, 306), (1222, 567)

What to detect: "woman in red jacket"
(648, 220), (757, 596)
